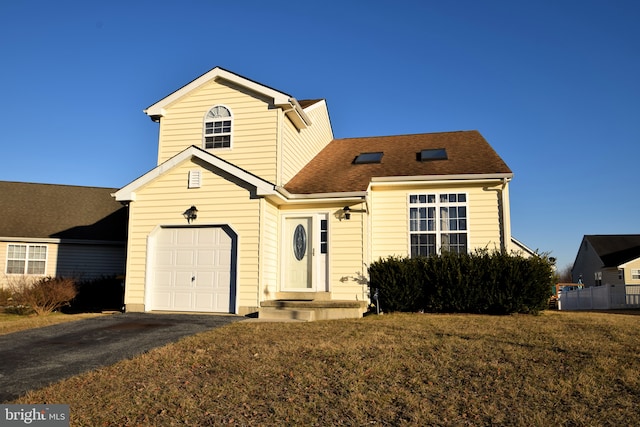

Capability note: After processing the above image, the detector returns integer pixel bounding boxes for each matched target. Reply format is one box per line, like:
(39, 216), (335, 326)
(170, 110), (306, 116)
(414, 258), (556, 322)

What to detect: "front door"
(283, 214), (329, 292)
(284, 217), (313, 289)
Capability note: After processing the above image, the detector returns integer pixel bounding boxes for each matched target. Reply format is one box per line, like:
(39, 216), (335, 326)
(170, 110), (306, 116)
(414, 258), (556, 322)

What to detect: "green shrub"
(369, 250), (554, 315)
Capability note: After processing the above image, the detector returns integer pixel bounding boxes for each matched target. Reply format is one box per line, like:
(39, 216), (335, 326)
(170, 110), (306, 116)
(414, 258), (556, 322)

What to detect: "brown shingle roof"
(284, 130), (512, 194)
(0, 181), (127, 241)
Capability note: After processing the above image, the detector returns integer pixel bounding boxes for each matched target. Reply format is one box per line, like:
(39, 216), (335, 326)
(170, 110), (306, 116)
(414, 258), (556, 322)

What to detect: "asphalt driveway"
(0, 312), (244, 402)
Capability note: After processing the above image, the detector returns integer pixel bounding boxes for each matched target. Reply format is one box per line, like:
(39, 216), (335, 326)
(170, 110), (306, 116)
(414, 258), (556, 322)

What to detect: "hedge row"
(368, 250), (554, 315)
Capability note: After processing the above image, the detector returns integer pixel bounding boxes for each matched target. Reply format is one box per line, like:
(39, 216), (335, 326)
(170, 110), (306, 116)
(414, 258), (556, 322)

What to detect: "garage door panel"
(155, 249), (174, 265)
(150, 227), (234, 313)
(174, 271), (194, 288)
(175, 250), (195, 266)
(176, 229), (196, 245)
(174, 292), (193, 308)
(194, 293), (215, 311)
(195, 249), (216, 267)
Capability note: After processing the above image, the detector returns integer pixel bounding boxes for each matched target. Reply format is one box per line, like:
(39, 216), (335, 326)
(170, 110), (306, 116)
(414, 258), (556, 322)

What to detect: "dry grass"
(0, 312), (105, 336)
(11, 311), (640, 426)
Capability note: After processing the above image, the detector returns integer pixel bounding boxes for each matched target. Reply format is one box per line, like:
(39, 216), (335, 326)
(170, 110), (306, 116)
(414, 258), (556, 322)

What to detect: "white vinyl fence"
(558, 284), (640, 310)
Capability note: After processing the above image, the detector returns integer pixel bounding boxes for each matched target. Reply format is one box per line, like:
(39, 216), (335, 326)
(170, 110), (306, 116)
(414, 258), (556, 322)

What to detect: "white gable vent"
(188, 170), (202, 188)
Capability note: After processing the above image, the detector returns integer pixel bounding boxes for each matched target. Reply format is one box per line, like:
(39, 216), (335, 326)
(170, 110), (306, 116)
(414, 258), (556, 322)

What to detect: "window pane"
(409, 195), (418, 204)
(8, 245), (26, 259)
(427, 194), (435, 203)
(7, 260), (25, 274)
(458, 194), (466, 202)
(27, 261), (46, 275)
(29, 246), (47, 260)
(411, 234), (435, 257)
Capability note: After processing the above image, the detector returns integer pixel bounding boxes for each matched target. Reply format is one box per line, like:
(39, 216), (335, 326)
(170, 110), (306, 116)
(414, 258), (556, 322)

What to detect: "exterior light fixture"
(343, 206), (351, 220)
(183, 205), (198, 223)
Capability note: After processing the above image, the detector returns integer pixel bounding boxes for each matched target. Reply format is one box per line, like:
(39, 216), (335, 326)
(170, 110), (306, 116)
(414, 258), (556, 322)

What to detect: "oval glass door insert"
(293, 224), (307, 261)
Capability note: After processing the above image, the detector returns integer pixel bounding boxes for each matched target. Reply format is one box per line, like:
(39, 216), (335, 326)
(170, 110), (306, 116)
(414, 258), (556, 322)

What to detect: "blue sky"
(1, 0), (639, 270)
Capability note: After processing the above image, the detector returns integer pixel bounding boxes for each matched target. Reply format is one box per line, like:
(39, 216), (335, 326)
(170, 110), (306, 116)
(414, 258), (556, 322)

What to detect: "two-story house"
(572, 235), (640, 287)
(114, 67), (515, 320)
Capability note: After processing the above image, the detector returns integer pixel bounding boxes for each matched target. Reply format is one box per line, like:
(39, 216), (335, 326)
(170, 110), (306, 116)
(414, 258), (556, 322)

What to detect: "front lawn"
(11, 311), (640, 425)
(0, 312), (105, 336)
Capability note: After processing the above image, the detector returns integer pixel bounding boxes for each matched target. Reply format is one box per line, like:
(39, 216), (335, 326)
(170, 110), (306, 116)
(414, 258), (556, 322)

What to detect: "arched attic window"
(204, 105), (232, 149)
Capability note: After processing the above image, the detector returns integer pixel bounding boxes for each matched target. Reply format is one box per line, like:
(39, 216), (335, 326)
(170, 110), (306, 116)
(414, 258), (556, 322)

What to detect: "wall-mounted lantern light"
(343, 206), (351, 220)
(183, 205), (198, 223)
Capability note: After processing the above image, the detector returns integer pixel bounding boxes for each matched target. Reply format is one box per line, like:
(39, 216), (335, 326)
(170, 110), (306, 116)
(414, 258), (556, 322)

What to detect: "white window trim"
(5, 243), (48, 275)
(203, 104), (233, 150)
(408, 192), (469, 257)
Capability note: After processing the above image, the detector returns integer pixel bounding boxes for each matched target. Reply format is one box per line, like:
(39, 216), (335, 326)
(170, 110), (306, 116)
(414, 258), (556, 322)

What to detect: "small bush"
(369, 250), (554, 315)
(0, 287), (12, 307)
(7, 276), (78, 316)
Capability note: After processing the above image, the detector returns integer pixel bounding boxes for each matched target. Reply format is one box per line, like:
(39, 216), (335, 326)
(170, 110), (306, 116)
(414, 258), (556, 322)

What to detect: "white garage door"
(149, 227), (235, 313)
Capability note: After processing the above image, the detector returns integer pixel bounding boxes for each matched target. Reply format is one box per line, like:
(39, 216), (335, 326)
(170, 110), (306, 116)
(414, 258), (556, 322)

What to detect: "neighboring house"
(0, 181), (127, 287)
(572, 235), (640, 287)
(114, 66), (517, 320)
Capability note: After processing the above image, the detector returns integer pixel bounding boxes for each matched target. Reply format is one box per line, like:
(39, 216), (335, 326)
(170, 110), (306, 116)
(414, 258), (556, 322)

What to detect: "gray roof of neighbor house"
(0, 181), (127, 242)
(284, 130), (512, 194)
(584, 235), (640, 267)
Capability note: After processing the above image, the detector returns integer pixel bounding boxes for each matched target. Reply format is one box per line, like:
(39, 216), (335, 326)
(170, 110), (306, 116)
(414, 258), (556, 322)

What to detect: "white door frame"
(280, 213), (329, 292)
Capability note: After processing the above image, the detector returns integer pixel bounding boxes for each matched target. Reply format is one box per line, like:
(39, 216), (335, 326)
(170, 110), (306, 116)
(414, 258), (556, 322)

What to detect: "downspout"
(500, 177), (512, 253)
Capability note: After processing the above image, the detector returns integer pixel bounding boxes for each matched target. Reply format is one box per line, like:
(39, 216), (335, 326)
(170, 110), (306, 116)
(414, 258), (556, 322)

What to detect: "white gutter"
(370, 173), (513, 184)
(277, 97), (312, 130)
(0, 236), (126, 245)
(274, 186), (366, 201)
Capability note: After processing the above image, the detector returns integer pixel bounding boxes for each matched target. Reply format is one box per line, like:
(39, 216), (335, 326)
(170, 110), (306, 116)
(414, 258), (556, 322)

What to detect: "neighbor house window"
(204, 105), (232, 149)
(6, 244), (47, 275)
(632, 269), (640, 280)
(595, 272), (602, 286)
(409, 193), (468, 257)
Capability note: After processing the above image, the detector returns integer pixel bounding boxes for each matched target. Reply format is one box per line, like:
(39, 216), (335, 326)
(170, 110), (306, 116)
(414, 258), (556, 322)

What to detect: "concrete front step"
(259, 300), (367, 322)
(274, 291), (331, 301)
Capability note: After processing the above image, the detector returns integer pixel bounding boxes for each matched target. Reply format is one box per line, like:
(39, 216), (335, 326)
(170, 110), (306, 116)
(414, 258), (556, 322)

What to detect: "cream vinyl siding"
(156, 78), (279, 183)
(123, 158), (262, 313)
(623, 260), (640, 284)
(330, 208), (367, 301)
(370, 183), (505, 260)
(261, 199), (279, 300)
(280, 101), (334, 185)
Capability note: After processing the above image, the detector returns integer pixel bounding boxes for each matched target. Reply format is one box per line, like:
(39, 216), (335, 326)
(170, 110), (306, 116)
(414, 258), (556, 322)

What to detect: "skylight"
(419, 148), (448, 161)
(353, 152), (383, 164)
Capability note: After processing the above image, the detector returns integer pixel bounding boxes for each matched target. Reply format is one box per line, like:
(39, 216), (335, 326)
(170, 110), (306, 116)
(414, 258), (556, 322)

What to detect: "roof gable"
(283, 130), (512, 194)
(0, 181), (127, 241)
(144, 66), (311, 129)
(114, 146), (276, 202)
(585, 234), (640, 267)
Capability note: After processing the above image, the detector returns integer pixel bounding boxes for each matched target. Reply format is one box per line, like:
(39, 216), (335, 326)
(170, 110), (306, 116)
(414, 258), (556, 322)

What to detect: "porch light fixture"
(183, 205), (198, 223)
(343, 206), (351, 220)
